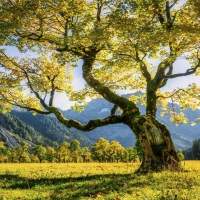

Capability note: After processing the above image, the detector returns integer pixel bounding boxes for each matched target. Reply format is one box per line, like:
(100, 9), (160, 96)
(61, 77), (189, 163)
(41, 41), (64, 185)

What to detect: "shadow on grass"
(0, 173), (148, 199)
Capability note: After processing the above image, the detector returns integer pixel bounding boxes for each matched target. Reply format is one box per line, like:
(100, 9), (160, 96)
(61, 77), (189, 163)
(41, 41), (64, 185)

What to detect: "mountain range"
(0, 94), (200, 150)
(62, 94), (200, 150)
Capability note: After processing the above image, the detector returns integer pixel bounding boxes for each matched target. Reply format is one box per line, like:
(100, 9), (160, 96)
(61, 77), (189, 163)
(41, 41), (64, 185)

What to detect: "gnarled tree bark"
(130, 114), (179, 172)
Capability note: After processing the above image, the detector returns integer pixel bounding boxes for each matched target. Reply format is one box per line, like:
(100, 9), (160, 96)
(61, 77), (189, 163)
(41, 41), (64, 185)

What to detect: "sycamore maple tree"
(0, 0), (200, 172)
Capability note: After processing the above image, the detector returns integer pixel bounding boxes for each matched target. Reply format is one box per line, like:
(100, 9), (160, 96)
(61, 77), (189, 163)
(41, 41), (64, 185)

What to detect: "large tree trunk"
(130, 114), (179, 172)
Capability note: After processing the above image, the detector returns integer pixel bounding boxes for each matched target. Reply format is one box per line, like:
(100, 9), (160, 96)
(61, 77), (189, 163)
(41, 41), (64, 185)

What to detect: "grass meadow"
(0, 161), (200, 200)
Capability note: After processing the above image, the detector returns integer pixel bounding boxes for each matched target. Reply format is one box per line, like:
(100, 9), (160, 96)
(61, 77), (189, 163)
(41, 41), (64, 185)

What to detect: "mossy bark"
(146, 81), (157, 116)
(130, 114), (179, 172)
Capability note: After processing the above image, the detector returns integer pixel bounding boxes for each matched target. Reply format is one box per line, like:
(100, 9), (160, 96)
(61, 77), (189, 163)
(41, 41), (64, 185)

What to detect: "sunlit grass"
(0, 161), (200, 199)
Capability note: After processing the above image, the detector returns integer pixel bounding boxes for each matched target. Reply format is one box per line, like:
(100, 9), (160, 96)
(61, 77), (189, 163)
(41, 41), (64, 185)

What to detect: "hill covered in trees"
(183, 138), (200, 160)
(0, 113), (55, 147)
(0, 111), (94, 148)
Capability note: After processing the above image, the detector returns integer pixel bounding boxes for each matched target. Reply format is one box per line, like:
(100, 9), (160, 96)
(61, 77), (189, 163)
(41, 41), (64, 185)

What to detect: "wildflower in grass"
(124, 183), (127, 187)
(191, 186), (195, 189)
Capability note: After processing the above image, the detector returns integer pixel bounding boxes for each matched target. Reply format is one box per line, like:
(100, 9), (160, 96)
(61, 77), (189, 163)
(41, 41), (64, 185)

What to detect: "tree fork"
(82, 51), (140, 113)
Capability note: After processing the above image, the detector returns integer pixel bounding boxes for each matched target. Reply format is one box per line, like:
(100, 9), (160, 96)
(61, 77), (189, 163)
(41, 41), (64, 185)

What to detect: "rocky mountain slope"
(0, 126), (37, 148)
(0, 126), (21, 148)
(0, 112), (55, 147)
(62, 95), (200, 149)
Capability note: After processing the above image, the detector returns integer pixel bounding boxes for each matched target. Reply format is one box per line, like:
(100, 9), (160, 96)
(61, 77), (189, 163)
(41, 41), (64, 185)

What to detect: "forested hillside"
(0, 113), (55, 147)
(183, 138), (200, 160)
(10, 111), (94, 148)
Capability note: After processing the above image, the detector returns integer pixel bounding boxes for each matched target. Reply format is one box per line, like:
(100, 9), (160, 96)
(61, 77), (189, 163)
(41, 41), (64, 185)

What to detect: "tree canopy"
(0, 0), (199, 120)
